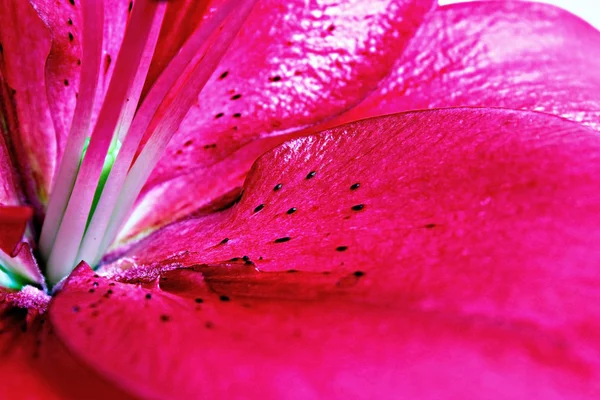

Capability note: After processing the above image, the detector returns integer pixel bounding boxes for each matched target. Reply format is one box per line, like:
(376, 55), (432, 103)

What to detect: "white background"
(438, 0), (600, 30)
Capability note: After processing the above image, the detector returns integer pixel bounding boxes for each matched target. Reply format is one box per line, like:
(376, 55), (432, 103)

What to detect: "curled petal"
(0, 206), (31, 255)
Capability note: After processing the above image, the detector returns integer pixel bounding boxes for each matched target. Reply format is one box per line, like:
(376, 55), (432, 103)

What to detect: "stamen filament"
(77, 0), (245, 266)
(45, 0), (166, 285)
(94, 0), (258, 264)
(39, 0), (104, 260)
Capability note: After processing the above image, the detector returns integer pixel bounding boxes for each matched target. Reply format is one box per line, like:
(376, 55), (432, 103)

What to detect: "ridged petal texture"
(50, 109), (600, 399)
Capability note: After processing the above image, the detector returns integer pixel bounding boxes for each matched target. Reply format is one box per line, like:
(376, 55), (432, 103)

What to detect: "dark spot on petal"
(354, 271), (365, 277)
(286, 207), (296, 214)
(336, 246), (348, 252)
(254, 204), (265, 213)
(230, 257), (240, 261)
(351, 204), (364, 211)
(92, 282), (99, 287)
(109, 282), (115, 286)
(306, 171), (316, 179)
(107, 289), (113, 295)
(205, 321), (214, 329)
(160, 315), (170, 322)
(68, 32), (74, 42)
(219, 295), (230, 302)
(269, 75), (282, 82)
(88, 289), (95, 293)
(274, 237), (291, 243)
(350, 183), (360, 190)
(184, 140), (193, 146)
(195, 298), (203, 303)
(327, 24), (335, 32)
(69, 0), (75, 5)
(128, 1), (133, 13)
(231, 94), (242, 100)
(424, 223), (436, 229)
(77, 59), (81, 65)
(273, 183), (282, 191)
(215, 112), (224, 119)
(93, 274), (99, 278)
(67, 18), (73, 25)
(145, 293), (152, 300)
(72, 305), (80, 313)
(233, 113), (241, 118)
(219, 71), (229, 80)
(287, 269), (298, 273)
(242, 255), (250, 261)
(220, 238), (229, 244)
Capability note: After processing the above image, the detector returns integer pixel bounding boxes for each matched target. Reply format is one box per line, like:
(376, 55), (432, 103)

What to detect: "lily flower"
(0, 0), (599, 398)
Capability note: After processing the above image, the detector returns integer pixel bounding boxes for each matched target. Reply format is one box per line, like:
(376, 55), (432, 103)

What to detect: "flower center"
(0, 0), (257, 289)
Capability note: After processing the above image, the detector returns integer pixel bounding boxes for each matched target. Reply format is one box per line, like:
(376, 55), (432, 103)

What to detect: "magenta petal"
(333, 2), (600, 128)
(0, 206), (32, 255)
(0, 126), (24, 206)
(54, 109), (600, 398)
(119, 0), (435, 244)
(0, 1), (58, 206)
(0, 287), (133, 399)
(29, 0), (83, 162)
(144, 0), (210, 92)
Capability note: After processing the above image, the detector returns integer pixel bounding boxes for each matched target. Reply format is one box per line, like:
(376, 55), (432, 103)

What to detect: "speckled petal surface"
(0, 1), (57, 208)
(119, 0), (435, 245)
(52, 109), (600, 398)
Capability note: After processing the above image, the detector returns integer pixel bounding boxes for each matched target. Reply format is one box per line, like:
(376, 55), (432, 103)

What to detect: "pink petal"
(120, 0), (435, 245)
(0, 124), (24, 206)
(29, 0), (83, 163)
(53, 109), (600, 398)
(144, 0), (210, 92)
(332, 1), (600, 129)
(0, 1), (57, 208)
(0, 287), (132, 399)
(0, 206), (32, 255)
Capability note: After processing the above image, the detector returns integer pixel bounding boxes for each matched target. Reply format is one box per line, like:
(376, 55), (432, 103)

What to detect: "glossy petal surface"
(334, 1), (600, 129)
(53, 109), (600, 398)
(119, 0), (435, 245)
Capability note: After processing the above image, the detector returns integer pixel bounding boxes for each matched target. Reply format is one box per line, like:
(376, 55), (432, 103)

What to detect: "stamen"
(45, 0), (167, 285)
(39, 0), (104, 260)
(77, 0), (250, 266)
